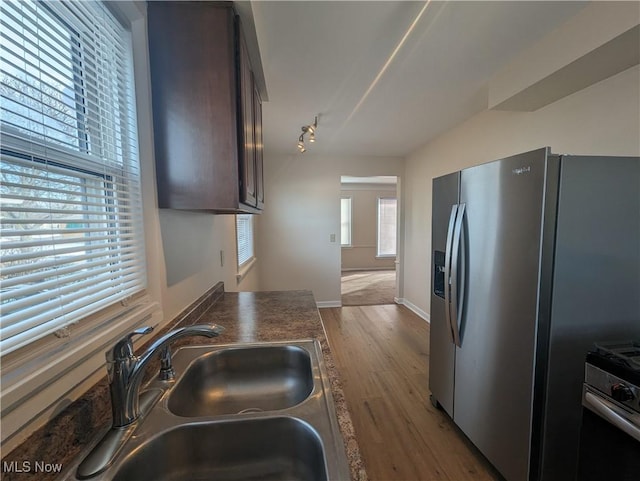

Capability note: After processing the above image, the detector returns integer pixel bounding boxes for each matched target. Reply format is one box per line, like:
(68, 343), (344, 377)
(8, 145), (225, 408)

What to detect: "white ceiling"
(251, 1), (588, 158)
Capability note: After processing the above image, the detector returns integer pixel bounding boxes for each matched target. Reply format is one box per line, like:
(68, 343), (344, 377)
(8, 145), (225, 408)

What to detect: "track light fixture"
(297, 116), (318, 153)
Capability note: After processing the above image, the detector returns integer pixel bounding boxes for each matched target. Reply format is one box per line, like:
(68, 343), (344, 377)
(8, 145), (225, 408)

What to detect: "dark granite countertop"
(1, 286), (367, 481)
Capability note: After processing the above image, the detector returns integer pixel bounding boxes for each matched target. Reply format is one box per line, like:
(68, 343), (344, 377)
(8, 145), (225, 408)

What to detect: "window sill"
(236, 257), (257, 283)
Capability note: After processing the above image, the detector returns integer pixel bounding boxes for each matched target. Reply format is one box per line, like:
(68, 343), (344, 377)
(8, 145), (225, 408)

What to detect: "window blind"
(236, 214), (254, 267)
(0, 0), (146, 355)
(377, 197), (397, 256)
(340, 197), (351, 246)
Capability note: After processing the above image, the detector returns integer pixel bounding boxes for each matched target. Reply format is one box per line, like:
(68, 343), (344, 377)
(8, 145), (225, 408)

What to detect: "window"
(340, 197), (352, 247)
(236, 214), (254, 268)
(377, 197), (397, 257)
(0, 1), (145, 354)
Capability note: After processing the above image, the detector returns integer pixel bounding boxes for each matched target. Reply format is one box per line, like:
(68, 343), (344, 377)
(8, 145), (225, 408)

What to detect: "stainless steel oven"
(577, 341), (640, 481)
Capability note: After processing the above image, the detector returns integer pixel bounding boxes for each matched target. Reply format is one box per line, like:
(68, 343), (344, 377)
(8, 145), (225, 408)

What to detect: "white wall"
(402, 64), (640, 317)
(156, 211), (258, 321)
(258, 154), (403, 305)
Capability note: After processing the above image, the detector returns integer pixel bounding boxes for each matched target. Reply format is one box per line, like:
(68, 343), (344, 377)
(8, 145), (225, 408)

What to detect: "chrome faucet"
(106, 324), (224, 428)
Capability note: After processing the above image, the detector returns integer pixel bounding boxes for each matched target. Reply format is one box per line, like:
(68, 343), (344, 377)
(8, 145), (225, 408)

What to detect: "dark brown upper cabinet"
(148, 1), (264, 213)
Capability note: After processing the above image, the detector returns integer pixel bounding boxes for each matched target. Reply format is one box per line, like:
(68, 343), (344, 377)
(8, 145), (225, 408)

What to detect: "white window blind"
(340, 197), (351, 246)
(0, 0), (146, 355)
(377, 197), (397, 256)
(236, 214), (254, 267)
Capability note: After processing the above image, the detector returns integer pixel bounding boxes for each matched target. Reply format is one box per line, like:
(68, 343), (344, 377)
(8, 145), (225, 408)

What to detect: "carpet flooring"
(341, 270), (396, 306)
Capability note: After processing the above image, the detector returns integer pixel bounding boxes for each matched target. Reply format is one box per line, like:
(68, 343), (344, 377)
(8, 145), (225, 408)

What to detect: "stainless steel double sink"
(64, 340), (350, 481)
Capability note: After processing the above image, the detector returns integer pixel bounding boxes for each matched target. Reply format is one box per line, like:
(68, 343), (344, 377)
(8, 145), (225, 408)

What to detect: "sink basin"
(168, 345), (314, 416)
(66, 340), (350, 481)
(112, 417), (328, 481)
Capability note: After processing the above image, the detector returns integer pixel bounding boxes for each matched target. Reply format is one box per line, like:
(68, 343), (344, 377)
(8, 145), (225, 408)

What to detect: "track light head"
(296, 115), (319, 153)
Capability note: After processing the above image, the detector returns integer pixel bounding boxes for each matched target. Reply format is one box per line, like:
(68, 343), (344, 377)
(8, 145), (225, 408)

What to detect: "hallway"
(320, 305), (498, 481)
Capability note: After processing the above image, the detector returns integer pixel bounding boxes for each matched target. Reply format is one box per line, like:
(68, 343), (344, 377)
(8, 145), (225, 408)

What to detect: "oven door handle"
(584, 389), (640, 442)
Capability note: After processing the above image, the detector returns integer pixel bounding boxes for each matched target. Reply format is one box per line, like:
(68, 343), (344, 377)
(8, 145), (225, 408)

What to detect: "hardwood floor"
(320, 305), (499, 481)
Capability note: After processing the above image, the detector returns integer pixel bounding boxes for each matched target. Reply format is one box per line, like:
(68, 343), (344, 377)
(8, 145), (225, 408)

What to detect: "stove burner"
(587, 341), (640, 386)
(593, 341), (640, 369)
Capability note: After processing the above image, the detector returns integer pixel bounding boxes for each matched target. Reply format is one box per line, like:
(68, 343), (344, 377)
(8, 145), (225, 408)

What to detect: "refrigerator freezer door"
(454, 148), (548, 481)
(429, 172), (460, 416)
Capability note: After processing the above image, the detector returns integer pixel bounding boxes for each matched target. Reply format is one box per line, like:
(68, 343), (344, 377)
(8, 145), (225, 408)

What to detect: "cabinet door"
(238, 28), (257, 207)
(253, 83), (264, 209)
(149, 2), (238, 210)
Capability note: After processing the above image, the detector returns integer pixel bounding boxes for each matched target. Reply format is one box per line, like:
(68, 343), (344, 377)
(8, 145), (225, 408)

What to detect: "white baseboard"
(341, 267), (395, 272)
(396, 298), (430, 322)
(316, 300), (342, 308)
(316, 298), (430, 320)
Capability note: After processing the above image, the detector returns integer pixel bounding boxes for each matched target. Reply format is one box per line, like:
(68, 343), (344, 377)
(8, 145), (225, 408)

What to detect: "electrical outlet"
(329, 233), (336, 243)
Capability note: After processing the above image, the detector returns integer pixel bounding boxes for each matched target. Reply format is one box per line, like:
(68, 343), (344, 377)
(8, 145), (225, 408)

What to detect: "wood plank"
(321, 305), (500, 481)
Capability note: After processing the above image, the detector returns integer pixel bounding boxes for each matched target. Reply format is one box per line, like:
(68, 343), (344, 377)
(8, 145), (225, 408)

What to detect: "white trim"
(341, 267), (395, 272)
(341, 175), (397, 185)
(316, 300), (342, 308)
(236, 256), (258, 283)
(396, 298), (430, 322)
(341, 182), (397, 192)
(128, 0), (162, 310)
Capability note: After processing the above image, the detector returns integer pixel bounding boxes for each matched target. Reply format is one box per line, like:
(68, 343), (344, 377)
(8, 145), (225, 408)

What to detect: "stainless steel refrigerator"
(429, 148), (640, 481)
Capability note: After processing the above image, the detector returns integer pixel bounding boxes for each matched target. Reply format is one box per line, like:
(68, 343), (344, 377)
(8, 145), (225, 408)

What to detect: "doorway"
(340, 176), (398, 306)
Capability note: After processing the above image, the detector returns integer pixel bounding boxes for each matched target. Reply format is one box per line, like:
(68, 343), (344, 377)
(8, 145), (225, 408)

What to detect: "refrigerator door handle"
(450, 203), (466, 347)
(444, 204), (459, 343)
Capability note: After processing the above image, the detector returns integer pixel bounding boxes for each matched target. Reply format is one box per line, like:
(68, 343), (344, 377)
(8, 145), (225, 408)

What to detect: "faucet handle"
(106, 326), (154, 363)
